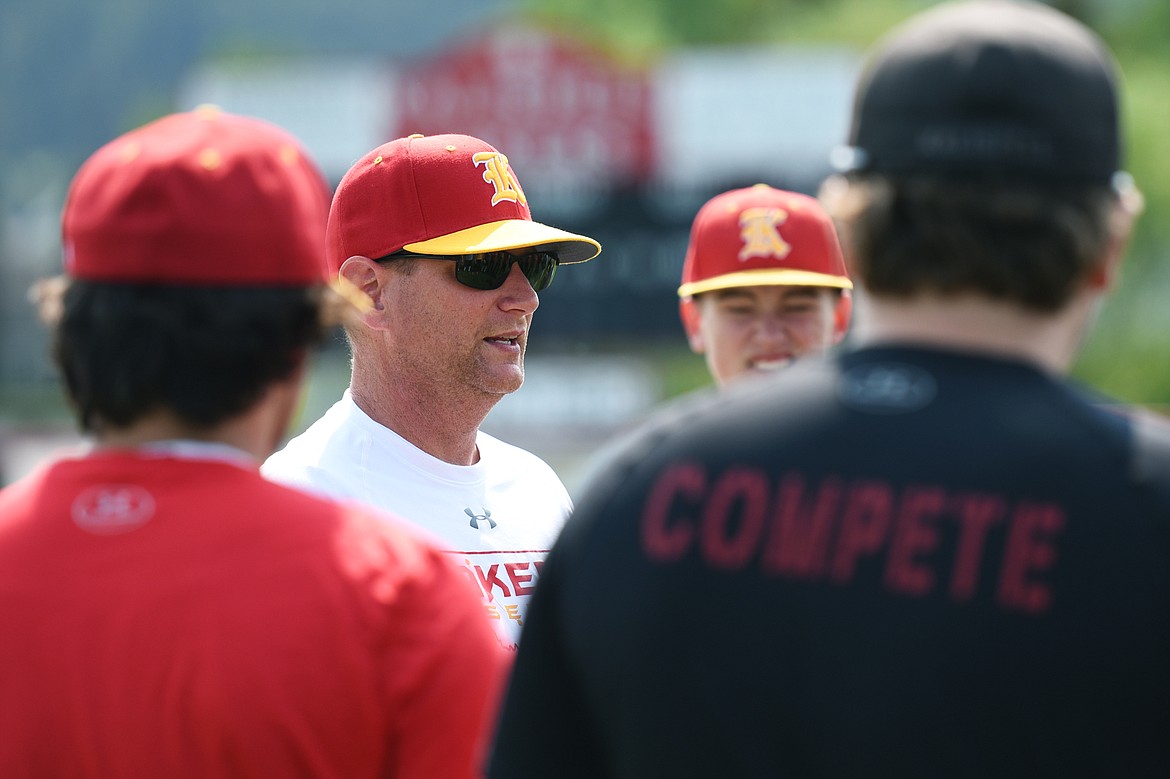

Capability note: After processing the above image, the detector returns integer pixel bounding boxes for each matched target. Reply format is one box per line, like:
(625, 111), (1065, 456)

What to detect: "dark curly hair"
(822, 175), (1126, 313)
(49, 281), (330, 433)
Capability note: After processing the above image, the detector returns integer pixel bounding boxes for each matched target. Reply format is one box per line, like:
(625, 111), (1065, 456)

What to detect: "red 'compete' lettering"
(885, 486), (947, 597)
(999, 503), (1064, 613)
(950, 494), (1005, 601)
(643, 462), (705, 561)
(700, 468), (769, 570)
(830, 482), (893, 585)
(638, 465), (1065, 615)
(762, 474), (841, 579)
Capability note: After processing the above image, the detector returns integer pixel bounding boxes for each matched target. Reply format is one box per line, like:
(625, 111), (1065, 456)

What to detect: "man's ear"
(679, 298), (705, 354)
(1089, 183), (1144, 291)
(338, 256), (385, 314)
(832, 289), (853, 345)
(1087, 245), (1122, 292)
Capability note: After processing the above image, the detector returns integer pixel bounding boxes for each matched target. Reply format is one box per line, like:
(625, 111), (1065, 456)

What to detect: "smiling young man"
(678, 184), (853, 387)
(263, 133), (601, 651)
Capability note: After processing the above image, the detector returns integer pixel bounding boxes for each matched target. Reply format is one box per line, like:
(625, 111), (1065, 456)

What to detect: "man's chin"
(480, 367), (525, 397)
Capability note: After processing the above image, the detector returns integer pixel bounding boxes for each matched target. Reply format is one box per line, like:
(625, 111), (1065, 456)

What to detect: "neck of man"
(853, 290), (1100, 375)
(349, 363), (497, 467)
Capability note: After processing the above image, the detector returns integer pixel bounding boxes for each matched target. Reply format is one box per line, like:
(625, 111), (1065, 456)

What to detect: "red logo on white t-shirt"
(71, 485), (156, 534)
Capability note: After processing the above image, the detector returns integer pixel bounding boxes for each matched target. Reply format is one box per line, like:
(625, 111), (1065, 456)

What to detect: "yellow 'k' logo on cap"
(738, 207), (791, 261)
(473, 151), (527, 207)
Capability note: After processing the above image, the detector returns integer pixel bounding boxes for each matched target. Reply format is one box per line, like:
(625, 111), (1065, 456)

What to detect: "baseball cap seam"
(407, 136), (429, 256)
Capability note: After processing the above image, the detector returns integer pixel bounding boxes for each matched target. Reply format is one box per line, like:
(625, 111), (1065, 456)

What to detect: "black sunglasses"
(382, 250), (559, 292)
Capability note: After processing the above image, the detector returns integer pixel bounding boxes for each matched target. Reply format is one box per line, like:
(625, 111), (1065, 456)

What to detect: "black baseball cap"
(833, 0), (1122, 186)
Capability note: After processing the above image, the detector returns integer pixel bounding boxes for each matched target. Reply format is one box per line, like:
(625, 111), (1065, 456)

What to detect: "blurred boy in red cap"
(0, 108), (505, 778)
(678, 184), (852, 387)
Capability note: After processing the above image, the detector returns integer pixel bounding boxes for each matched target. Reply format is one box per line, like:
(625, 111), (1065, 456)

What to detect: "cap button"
(198, 148), (222, 170)
(120, 142), (141, 163)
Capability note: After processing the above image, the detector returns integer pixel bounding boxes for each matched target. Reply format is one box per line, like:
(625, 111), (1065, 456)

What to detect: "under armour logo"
(465, 507), (497, 530)
(738, 206), (791, 261)
(71, 484), (156, 534)
(473, 151), (527, 206)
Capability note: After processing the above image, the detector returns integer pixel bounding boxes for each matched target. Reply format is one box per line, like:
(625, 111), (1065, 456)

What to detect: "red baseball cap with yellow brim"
(678, 184), (851, 299)
(326, 133), (601, 278)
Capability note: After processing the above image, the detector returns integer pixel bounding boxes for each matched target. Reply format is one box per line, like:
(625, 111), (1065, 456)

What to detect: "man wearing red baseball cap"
(263, 133), (601, 651)
(678, 183), (853, 387)
(0, 108), (505, 778)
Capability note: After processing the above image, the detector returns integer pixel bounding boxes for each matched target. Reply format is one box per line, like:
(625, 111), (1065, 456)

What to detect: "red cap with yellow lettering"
(325, 133), (601, 278)
(678, 184), (851, 299)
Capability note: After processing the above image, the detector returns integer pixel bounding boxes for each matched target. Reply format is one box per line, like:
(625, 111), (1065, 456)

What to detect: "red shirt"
(0, 449), (507, 778)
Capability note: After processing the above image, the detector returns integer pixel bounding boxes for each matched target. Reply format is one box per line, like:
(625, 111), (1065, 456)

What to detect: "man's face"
(686, 285), (846, 387)
(378, 256), (540, 400)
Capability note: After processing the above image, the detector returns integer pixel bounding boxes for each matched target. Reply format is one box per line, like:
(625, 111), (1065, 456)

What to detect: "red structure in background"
(394, 26), (656, 191)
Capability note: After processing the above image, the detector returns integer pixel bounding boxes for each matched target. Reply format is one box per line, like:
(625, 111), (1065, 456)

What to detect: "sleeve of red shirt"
(366, 523), (510, 779)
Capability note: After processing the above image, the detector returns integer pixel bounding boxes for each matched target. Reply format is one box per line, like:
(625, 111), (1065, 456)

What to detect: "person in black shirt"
(488, 1), (1168, 777)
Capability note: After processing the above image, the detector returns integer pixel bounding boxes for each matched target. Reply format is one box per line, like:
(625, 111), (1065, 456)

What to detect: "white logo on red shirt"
(71, 485), (156, 534)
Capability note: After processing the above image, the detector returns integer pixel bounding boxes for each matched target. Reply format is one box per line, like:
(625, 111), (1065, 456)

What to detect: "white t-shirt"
(262, 390), (571, 651)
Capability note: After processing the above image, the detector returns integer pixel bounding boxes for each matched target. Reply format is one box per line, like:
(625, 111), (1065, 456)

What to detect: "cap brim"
(404, 219), (601, 264)
(678, 268), (853, 298)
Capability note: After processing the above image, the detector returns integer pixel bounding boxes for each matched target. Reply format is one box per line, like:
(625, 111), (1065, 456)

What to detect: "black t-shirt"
(490, 346), (1170, 779)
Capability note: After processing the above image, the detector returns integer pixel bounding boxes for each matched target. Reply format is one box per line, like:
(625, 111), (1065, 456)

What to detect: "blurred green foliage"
(525, 0), (1170, 406)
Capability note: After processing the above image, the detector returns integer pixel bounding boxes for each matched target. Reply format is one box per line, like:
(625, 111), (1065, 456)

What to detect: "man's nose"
(498, 261), (540, 313)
